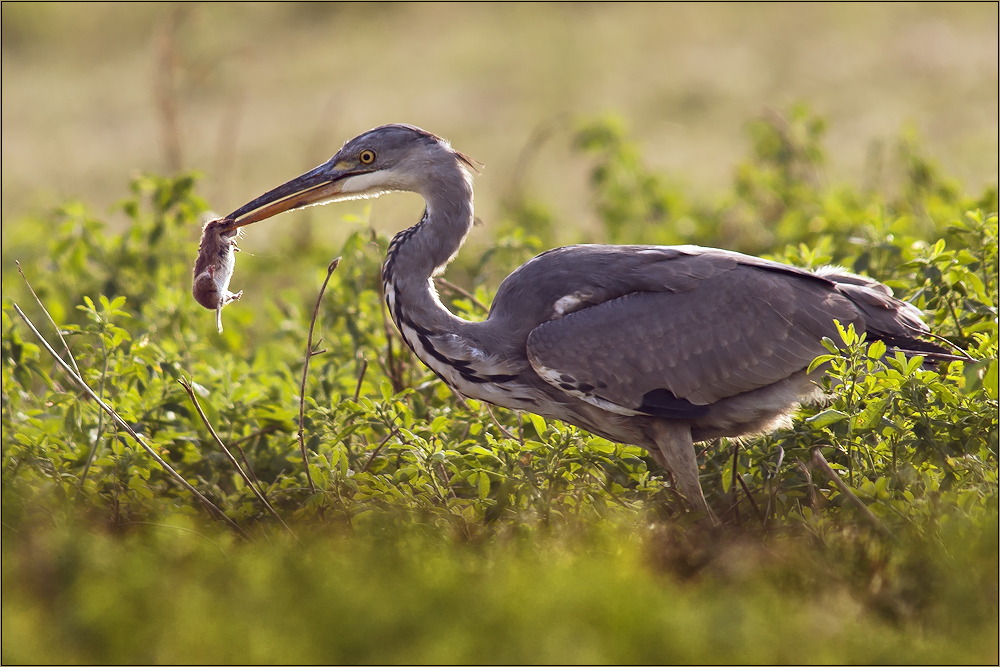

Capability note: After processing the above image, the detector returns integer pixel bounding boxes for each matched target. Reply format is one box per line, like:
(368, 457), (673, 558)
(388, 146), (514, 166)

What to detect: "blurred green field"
(2, 3), (997, 247)
(3, 515), (996, 664)
(2, 4), (998, 665)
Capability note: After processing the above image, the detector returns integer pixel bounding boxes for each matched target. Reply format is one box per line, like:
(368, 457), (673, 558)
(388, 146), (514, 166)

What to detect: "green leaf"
(128, 475), (153, 499)
(720, 456), (733, 494)
(528, 414), (547, 439)
(983, 360), (999, 400)
(468, 445), (494, 458)
(820, 337), (839, 353)
(852, 398), (888, 431)
(808, 354), (836, 373)
(867, 340), (886, 360)
(476, 471), (491, 500)
(807, 409), (849, 429)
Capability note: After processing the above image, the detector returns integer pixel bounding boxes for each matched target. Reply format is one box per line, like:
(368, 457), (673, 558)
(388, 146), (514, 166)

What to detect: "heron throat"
(381, 156), (476, 334)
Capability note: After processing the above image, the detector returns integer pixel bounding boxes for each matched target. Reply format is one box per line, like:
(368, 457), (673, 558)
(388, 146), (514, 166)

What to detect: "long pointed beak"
(223, 162), (352, 230)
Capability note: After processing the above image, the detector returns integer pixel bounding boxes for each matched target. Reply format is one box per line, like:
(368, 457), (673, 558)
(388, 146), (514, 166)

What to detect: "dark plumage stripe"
(411, 328), (519, 385)
(458, 371), (520, 384)
(383, 211), (527, 395)
(382, 210), (428, 301)
(637, 388), (710, 419)
(871, 333), (961, 361)
(416, 331), (452, 365)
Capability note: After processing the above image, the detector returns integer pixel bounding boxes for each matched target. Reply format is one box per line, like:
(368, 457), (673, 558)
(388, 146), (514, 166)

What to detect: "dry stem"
(179, 377), (296, 540)
(812, 449), (892, 537)
(299, 257), (341, 495)
(352, 357), (368, 402)
(13, 303), (247, 539)
(361, 426), (402, 473)
(485, 404), (517, 440)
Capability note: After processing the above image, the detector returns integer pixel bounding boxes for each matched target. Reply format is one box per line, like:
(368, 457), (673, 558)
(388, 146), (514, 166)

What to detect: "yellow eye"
(359, 149), (376, 165)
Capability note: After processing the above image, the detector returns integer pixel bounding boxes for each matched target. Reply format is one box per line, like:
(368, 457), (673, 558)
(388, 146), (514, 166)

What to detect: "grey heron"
(208, 123), (952, 521)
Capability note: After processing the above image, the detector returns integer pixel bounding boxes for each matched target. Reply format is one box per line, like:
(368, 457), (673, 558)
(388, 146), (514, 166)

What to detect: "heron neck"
(383, 169), (475, 332)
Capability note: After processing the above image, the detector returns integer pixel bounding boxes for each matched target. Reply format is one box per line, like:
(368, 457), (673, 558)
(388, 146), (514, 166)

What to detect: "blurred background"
(2, 2), (997, 246)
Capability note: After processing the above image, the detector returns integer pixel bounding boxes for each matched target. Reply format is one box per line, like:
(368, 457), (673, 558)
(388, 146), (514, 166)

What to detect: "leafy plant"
(3, 109), (997, 663)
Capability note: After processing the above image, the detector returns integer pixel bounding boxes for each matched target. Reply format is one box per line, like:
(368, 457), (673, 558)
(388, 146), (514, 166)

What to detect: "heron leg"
(648, 421), (718, 525)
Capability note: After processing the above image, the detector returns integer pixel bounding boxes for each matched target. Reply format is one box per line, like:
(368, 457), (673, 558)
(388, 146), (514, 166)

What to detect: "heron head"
(224, 124), (477, 228)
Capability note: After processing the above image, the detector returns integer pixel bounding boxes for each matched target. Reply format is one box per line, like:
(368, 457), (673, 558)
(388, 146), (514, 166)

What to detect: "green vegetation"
(3, 110), (998, 663)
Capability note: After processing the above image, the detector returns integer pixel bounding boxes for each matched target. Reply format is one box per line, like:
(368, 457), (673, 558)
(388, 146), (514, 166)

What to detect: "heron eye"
(359, 149), (376, 165)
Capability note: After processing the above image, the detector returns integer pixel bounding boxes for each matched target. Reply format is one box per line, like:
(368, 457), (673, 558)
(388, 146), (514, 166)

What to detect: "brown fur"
(192, 218), (242, 332)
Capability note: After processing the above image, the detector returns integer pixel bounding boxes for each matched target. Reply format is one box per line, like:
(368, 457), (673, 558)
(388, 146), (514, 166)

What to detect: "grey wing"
(525, 264), (861, 416)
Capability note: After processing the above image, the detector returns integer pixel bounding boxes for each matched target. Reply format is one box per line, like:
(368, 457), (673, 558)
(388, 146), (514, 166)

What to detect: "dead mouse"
(193, 218), (243, 333)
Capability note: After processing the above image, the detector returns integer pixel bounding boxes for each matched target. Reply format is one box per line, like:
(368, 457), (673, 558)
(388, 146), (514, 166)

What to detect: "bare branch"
(735, 472), (765, 524)
(485, 404), (517, 440)
(16, 261), (81, 376)
(299, 257), (341, 495)
(230, 424), (280, 448)
(361, 426), (402, 473)
(729, 440), (741, 525)
(353, 357), (368, 402)
(13, 303), (248, 539)
(812, 449), (892, 537)
(797, 461), (818, 509)
(178, 377), (296, 540)
(16, 271), (108, 490)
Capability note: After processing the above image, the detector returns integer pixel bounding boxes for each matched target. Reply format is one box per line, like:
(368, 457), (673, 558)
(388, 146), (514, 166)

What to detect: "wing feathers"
(501, 245), (943, 414)
(527, 265), (858, 409)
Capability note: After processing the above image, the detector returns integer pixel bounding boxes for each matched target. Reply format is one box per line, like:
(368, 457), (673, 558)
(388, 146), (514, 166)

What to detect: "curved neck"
(382, 162), (475, 333)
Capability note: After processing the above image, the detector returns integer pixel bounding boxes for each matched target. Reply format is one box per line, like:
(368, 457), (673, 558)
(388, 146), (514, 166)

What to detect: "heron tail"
(816, 266), (967, 363)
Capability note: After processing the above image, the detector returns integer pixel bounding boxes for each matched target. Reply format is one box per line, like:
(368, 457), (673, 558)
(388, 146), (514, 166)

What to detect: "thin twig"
(16, 261), (81, 376)
(944, 293), (966, 343)
(299, 257), (341, 495)
(353, 357), (368, 402)
(361, 426), (402, 473)
(445, 381), (471, 411)
(230, 424), (280, 448)
(18, 261), (110, 488)
(765, 445), (785, 524)
(506, 113), (568, 203)
(730, 440), (741, 525)
(485, 404), (517, 440)
(178, 377), (296, 539)
(797, 461), (818, 509)
(916, 328), (977, 362)
(123, 521), (230, 561)
(79, 331), (111, 487)
(811, 449), (892, 537)
(436, 461), (459, 500)
(234, 440), (264, 493)
(434, 277), (489, 313)
(13, 303), (248, 539)
(736, 473), (765, 524)
(221, 420), (270, 494)
(154, 6), (186, 172)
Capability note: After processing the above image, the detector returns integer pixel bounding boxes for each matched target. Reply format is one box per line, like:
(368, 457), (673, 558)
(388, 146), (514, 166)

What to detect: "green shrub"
(3, 108), (997, 663)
